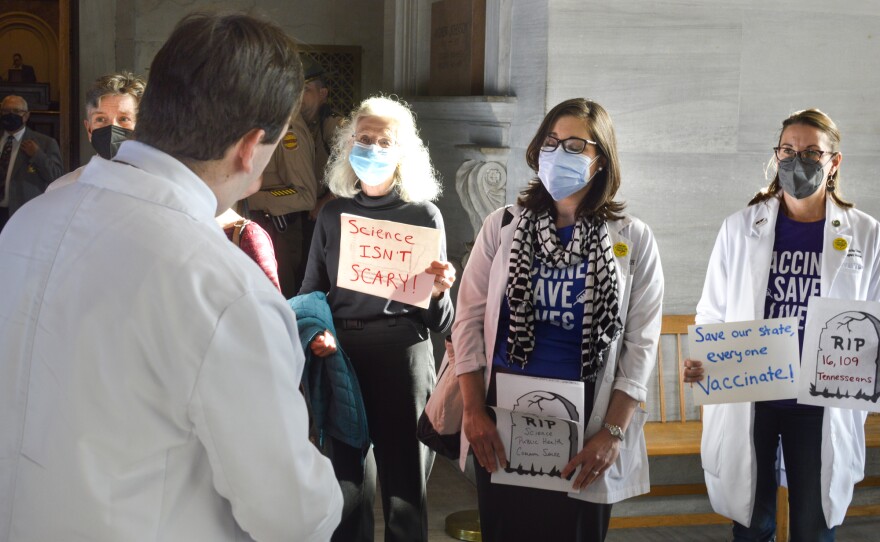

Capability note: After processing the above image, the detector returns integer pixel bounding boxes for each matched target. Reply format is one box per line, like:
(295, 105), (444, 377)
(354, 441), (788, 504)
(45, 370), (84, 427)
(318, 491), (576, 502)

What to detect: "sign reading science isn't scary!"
(336, 213), (441, 309)
(687, 317), (800, 405)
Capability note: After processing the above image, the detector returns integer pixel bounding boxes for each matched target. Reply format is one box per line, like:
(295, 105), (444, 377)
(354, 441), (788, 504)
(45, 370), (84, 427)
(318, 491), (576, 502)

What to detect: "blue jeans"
(732, 403), (835, 542)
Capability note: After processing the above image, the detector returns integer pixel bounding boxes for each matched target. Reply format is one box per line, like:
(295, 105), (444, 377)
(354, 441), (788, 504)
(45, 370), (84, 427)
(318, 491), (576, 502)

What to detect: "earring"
(827, 178), (836, 192)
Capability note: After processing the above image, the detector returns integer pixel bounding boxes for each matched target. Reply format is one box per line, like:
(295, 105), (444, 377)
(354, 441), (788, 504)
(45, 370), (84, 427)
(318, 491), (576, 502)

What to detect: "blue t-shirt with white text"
(493, 224), (587, 381)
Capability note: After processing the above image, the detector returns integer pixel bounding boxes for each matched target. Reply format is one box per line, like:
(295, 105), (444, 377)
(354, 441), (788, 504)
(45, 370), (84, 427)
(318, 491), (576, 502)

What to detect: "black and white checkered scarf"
(506, 208), (622, 382)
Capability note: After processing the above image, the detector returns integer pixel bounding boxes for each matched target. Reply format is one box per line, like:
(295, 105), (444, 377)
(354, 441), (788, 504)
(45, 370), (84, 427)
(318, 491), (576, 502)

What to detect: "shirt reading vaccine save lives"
(494, 224), (587, 380)
(764, 211), (824, 408)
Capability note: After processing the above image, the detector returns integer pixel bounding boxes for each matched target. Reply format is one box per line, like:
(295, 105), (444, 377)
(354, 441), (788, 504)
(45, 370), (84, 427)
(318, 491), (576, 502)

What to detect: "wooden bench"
(609, 315), (880, 540)
(609, 314), (728, 529)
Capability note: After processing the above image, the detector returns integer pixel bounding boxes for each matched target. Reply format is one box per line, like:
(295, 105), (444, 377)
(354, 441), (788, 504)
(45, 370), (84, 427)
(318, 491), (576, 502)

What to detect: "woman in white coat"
(452, 98), (664, 541)
(684, 108), (880, 542)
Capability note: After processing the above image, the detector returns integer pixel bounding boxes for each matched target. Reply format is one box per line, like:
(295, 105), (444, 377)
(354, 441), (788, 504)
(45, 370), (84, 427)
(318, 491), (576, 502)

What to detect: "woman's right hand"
(309, 330), (337, 358)
(682, 358), (705, 383)
(463, 407), (508, 473)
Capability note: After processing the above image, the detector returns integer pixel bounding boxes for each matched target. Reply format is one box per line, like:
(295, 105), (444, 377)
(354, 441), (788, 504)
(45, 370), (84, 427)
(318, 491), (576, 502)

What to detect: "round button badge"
(833, 237), (848, 251)
(613, 242), (629, 258)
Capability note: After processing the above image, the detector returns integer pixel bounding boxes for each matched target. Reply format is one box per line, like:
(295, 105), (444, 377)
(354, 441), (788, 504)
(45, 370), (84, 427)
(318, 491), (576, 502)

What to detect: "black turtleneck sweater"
(299, 189), (454, 333)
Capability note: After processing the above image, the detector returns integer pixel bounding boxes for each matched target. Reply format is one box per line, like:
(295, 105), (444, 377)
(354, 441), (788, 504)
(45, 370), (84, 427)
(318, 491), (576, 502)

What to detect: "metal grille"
(301, 45), (361, 118)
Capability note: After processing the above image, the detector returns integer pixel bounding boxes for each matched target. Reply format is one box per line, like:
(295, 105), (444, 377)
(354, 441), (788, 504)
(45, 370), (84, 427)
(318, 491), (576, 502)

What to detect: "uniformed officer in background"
(246, 90), (318, 298)
(298, 55), (342, 288)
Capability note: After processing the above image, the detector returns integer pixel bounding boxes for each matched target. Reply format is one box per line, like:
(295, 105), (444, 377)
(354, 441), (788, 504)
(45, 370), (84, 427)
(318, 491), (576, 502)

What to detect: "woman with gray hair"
(299, 96), (456, 542)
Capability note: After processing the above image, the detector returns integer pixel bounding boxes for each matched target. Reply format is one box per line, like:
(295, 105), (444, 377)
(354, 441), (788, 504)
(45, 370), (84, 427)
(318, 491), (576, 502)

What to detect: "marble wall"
(77, 0), (880, 313)
(544, 0), (880, 313)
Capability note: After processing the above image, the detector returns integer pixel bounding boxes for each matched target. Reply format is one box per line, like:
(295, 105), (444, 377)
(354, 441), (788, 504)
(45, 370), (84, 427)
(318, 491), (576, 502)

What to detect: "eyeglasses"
(541, 135), (597, 154)
(0, 108), (26, 116)
(353, 133), (396, 149)
(773, 146), (837, 164)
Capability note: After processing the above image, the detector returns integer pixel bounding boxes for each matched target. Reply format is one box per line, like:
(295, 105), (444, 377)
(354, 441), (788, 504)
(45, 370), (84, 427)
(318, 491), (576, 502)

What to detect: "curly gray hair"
(325, 96), (441, 203)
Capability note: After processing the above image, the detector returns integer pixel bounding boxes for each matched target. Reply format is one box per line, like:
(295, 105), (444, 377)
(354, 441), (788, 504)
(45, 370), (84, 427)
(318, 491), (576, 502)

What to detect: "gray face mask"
(777, 157), (826, 199)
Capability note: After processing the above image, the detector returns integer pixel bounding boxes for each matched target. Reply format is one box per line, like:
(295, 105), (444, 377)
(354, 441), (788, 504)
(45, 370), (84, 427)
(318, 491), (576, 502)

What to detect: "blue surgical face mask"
(537, 148), (600, 201)
(349, 142), (399, 186)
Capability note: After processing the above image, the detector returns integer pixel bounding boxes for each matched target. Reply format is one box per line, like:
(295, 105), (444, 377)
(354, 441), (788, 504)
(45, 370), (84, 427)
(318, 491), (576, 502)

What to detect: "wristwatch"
(603, 422), (625, 441)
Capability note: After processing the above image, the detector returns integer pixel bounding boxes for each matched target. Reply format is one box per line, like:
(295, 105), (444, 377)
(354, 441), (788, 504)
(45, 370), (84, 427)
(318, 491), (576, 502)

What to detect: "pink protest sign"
(336, 213), (440, 309)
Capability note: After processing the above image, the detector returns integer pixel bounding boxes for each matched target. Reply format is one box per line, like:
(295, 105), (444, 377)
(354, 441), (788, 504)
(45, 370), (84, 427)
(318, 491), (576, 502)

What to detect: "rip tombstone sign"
(798, 297), (880, 412)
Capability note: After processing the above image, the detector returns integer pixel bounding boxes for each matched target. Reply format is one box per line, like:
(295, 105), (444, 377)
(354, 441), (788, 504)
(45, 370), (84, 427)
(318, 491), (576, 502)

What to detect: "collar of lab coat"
(78, 140), (219, 225)
(747, 194), (854, 304)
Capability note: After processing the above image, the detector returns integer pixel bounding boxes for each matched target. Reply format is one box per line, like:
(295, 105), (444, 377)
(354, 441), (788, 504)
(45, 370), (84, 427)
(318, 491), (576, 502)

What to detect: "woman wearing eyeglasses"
(683, 108), (880, 541)
(452, 98), (664, 541)
(299, 96), (456, 542)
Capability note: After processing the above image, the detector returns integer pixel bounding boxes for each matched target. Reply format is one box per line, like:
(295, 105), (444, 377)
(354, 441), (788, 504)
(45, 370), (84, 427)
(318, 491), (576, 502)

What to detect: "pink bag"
(416, 337), (462, 458)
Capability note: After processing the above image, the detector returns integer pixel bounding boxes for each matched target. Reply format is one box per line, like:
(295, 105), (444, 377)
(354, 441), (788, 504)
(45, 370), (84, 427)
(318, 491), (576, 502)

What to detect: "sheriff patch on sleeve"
(282, 130), (298, 150)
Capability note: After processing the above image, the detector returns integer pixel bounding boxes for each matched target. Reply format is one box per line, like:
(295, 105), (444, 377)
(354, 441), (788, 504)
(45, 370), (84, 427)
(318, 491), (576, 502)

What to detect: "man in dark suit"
(8, 53), (36, 83)
(0, 95), (63, 230)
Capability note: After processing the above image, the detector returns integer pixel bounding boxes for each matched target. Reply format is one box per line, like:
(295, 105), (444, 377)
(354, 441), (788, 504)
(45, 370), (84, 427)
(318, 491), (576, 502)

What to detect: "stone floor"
(373, 456), (880, 541)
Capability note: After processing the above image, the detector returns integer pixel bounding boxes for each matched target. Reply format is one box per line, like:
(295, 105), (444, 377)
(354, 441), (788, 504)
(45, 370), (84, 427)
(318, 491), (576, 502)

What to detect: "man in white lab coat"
(0, 12), (342, 542)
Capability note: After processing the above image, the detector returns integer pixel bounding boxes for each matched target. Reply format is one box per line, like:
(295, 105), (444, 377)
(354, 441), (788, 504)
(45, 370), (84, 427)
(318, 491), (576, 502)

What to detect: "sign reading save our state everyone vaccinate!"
(336, 213), (441, 309)
(687, 317), (800, 405)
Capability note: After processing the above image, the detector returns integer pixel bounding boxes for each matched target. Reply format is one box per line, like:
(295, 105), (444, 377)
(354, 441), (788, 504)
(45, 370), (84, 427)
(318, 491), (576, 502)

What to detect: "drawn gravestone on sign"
(495, 373), (585, 422)
(336, 213), (440, 308)
(798, 297), (880, 412)
(490, 373), (585, 492)
(490, 406), (582, 492)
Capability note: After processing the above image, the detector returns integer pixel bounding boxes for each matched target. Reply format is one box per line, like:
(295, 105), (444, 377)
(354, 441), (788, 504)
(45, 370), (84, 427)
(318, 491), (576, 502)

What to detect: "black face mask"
(91, 124), (134, 160)
(1, 113), (24, 132)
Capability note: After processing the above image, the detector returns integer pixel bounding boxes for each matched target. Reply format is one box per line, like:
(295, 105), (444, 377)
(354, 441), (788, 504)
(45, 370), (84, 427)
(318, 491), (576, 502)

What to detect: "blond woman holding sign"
(299, 96), (456, 542)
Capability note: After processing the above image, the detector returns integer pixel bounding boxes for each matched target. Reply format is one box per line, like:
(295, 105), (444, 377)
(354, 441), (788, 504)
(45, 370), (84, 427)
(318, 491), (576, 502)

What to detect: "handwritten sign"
(490, 406), (583, 492)
(688, 318), (800, 405)
(337, 214), (440, 308)
(495, 373), (585, 422)
(797, 297), (880, 412)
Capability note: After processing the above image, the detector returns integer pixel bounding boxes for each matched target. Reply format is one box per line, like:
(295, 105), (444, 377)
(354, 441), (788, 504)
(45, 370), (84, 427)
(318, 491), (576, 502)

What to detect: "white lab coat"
(697, 196), (880, 528)
(452, 205), (664, 503)
(0, 141), (342, 541)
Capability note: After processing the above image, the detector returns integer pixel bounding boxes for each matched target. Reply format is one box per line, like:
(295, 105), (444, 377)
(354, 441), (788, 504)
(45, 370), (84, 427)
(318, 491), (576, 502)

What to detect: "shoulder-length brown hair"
(519, 98), (625, 221)
(749, 108), (852, 209)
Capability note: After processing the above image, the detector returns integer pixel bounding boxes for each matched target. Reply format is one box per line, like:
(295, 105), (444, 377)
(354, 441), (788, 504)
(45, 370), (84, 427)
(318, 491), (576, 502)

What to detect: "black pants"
(732, 403), (833, 542)
(250, 212), (303, 298)
(474, 462), (612, 541)
(473, 368), (611, 541)
(331, 316), (436, 542)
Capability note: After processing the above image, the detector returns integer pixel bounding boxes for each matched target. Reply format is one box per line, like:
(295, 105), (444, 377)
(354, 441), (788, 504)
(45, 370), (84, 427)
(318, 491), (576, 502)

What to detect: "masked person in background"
(683, 109), (880, 542)
(47, 72), (146, 192)
(0, 94), (63, 230)
(246, 93), (318, 298)
(452, 98), (663, 542)
(297, 55), (342, 288)
(300, 96), (456, 542)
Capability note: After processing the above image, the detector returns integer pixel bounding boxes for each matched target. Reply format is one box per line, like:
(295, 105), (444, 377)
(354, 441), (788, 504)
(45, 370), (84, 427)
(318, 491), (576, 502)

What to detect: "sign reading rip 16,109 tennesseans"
(687, 317), (800, 405)
(336, 213), (441, 309)
(797, 297), (880, 413)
